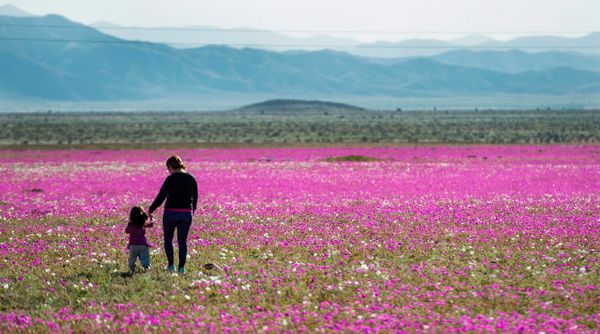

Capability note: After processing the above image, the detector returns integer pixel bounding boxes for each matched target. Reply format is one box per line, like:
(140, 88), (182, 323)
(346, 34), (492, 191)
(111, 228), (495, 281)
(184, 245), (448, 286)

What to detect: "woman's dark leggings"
(163, 211), (193, 269)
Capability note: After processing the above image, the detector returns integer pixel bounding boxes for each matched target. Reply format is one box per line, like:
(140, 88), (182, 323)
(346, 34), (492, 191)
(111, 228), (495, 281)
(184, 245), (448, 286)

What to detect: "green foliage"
(0, 108), (598, 147)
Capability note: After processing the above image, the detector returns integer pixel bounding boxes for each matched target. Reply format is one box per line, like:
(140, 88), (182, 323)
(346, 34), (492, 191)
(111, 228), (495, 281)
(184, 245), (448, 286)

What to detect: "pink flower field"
(0, 145), (598, 333)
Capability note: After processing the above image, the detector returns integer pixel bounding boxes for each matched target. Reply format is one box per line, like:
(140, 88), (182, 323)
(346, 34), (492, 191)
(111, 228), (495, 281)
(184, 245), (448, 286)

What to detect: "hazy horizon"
(2, 0), (599, 42)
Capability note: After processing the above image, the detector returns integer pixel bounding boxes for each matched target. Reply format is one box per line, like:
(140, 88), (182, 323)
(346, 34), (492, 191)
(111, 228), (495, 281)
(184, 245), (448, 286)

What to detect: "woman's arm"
(192, 177), (198, 213)
(149, 177), (170, 214)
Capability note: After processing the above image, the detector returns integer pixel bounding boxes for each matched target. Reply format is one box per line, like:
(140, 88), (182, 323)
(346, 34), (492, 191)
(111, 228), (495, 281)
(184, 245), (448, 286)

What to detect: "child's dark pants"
(128, 245), (150, 272)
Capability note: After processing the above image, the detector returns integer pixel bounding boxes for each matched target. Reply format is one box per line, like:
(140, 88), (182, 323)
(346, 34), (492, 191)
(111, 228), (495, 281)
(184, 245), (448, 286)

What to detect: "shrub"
(321, 155), (385, 162)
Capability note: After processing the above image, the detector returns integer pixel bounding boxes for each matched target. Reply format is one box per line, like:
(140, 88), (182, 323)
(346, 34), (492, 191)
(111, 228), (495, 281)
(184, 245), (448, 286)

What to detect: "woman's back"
(149, 172), (198, 212)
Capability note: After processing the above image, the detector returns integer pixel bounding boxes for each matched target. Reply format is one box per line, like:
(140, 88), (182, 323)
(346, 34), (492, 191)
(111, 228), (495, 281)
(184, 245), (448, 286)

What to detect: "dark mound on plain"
(239, 99), (366, 113)
(321, 155), (386, 162)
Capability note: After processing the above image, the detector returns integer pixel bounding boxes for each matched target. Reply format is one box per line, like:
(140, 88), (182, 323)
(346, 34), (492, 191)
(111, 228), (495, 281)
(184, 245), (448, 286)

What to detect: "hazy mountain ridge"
(88, 20), (600, 58)
(1, 14), (600, 101)
(352, 33), (600, 58)
(0, 4), (31, 17)
(1, 3), (599, 57)
(90, 22), (359, 50)
(429, 49), (600, 73)
(481, 33), (600, 52)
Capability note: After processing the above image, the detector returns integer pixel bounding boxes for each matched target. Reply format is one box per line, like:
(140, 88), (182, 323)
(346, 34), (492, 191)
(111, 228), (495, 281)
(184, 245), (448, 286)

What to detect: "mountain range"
(354, 34), (600, 58)
(1, 8), (600, 101)
(2, 4), (599, 58)
(89, 22), (600, 59)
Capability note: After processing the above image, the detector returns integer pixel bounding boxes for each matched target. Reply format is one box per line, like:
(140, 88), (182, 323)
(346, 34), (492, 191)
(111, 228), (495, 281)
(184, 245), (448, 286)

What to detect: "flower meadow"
(0, 146), (598, 333)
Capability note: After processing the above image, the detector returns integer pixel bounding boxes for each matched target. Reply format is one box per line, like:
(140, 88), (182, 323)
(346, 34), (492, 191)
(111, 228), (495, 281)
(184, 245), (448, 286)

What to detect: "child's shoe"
(177, 267), (185, 274)
(167, 264), (175, 273)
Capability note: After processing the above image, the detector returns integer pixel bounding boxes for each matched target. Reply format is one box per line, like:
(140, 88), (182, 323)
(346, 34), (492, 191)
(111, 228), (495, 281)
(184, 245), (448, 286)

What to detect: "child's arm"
(125, 223), (133, 234)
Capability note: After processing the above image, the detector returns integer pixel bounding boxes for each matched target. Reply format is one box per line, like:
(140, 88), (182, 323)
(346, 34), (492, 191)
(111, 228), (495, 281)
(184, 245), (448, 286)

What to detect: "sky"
(2, 0), (599, 41)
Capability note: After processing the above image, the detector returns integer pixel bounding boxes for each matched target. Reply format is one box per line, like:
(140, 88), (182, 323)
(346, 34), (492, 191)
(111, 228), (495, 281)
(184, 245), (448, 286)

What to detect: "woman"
(149, 155), (198, 274)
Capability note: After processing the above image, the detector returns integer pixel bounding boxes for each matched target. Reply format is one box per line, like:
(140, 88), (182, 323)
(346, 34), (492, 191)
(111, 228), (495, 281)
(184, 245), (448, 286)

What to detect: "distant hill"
(1, 14), (600, 101)
(90, 21), (359, 50)
(352, 39), (459, 58)
(451, 34), (496, 46)
(0, 14), (233, 99)
(0, 4), (31, 17)
(482, 33), (600, 54)
(239, 99), (366, 112)
(347, 33), (600, 58)
(428, 49), (600, 73)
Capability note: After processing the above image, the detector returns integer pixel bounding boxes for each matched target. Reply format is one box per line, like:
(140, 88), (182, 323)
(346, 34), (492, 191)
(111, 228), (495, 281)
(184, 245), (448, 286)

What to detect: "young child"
(125, 206), (153, 273)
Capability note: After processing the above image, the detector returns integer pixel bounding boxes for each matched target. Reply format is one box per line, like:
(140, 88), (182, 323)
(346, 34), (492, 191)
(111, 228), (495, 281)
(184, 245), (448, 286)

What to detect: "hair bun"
(166, 155), (186, 170)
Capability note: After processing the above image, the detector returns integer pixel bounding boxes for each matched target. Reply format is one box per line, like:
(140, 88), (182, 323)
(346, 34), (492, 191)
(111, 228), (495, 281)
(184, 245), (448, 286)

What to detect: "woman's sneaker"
(167, 265), (175, 273)
(177, 267), (185, 274)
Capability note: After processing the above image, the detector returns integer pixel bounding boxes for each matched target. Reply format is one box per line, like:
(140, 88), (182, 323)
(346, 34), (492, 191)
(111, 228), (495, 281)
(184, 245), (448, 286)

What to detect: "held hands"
(145, 211), (154, 228)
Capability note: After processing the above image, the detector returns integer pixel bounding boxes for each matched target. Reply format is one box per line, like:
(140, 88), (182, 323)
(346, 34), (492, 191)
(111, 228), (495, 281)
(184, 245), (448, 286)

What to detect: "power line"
(0, 23), (597, 35)
(0, 37), (599, 49)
